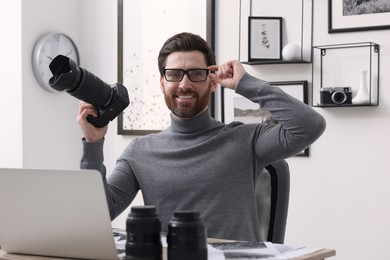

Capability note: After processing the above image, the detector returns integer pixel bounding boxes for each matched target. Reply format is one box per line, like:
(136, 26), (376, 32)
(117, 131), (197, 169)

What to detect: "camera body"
(86, 83), (129, 128)
(320, 87), (352, 105)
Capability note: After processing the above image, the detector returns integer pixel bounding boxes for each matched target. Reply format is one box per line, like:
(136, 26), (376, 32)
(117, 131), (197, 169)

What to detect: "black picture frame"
(329, 0), (390, 33)
(248, 16), (282, 61)
(222, 80), (309, 157)
(117, 0), (215, 135)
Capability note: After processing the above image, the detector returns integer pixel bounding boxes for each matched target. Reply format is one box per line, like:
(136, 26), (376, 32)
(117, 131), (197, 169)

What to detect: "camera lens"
(49, 55), (112, 107)
(331, 91), (347, 104)
(48, 55), (129, 128)
(126, 206), (162, 260)
(167, 211), (207, 260)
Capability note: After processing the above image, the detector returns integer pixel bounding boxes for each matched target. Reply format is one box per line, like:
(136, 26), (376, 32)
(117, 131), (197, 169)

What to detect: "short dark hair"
(157, 32), (216, 76)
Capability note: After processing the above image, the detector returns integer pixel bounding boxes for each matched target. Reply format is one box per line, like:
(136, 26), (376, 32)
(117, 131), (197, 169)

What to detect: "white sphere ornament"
(282, 43), (301, 61)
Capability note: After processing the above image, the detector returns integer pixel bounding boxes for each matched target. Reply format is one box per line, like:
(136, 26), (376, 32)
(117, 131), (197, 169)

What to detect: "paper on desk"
(209, 241), (282, 259)
(113, 230), (126, 258)
(273, 243), (323, 259)
(209, 241), (323, 259)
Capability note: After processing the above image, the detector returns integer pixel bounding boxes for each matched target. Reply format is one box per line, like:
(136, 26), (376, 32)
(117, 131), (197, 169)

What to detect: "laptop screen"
(0, 168), (119, 260)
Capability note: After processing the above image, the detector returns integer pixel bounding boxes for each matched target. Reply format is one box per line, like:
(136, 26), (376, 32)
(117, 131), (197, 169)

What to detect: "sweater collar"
(169, 110), (214, 133)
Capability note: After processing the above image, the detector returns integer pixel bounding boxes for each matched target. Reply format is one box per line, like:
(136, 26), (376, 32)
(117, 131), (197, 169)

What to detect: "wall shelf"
(312, 42), (380, 107)
(239, 0), (313, 64)
(243, 60), (311, 65)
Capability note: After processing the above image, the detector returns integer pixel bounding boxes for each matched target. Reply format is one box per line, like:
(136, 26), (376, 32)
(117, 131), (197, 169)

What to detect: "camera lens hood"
(49, 55), (82, 92)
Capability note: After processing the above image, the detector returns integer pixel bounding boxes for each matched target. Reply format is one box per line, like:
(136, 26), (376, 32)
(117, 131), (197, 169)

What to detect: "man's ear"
(209, 77), (218, 93)
(160, 76), (164, 93)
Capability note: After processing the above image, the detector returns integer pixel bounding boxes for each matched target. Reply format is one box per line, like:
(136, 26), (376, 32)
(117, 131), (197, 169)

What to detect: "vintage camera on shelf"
(320, 87), (352, 105)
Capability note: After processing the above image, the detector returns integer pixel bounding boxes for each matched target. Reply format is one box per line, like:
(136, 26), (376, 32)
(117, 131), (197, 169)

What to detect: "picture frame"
(329, 0), (390, 33)
(117, 0), (215, 135)
(222, 80), (309, 157)
(248, 16), (282, 61)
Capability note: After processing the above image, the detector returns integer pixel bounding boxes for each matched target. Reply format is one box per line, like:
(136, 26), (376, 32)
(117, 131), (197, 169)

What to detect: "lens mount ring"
(331, 91), (347, 104)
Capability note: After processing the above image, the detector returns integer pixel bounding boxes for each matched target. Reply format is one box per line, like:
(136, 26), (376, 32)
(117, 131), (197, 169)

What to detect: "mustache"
(174, 90), (198, 96)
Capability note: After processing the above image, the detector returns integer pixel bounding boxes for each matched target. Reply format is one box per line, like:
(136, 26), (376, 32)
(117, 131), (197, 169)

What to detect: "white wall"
(2, 0), (390, 259)
(19, 0), (81, 168)
(0, 0), (129, 171)
(216, 1), (390, 259)
(0, 0), (22, 167)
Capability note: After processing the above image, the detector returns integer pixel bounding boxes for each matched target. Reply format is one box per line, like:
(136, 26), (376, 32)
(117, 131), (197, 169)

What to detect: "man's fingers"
(78, 102), (97, 116)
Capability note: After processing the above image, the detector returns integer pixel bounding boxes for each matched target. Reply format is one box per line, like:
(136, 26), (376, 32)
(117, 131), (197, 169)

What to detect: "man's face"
(160, 51), (216, 119)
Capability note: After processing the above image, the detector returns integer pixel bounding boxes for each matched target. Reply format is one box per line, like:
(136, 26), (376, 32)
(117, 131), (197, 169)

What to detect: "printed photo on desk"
(222, 80), (309, 157)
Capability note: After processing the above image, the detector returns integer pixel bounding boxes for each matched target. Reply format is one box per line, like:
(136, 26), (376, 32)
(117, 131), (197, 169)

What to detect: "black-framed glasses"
(163, 68), (209, 82)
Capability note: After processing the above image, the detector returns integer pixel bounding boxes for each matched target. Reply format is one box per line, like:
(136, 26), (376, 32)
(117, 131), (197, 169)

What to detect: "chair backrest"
(255, 159), (290, 243)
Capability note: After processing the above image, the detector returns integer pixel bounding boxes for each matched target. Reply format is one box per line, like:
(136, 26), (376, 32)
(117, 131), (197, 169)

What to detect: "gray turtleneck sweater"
(81, 73), (326, 242)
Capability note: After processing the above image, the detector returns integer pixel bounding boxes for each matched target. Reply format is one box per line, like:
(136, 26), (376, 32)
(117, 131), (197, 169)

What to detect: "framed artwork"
(117, 0), (215, 135)
(222, 80), (309, 157)
(329, 0), (390, 33)
(248, 16), (282, 61)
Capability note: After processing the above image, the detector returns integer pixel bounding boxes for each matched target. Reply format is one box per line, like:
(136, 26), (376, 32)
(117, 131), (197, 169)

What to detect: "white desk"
(1, 241), (336, 260)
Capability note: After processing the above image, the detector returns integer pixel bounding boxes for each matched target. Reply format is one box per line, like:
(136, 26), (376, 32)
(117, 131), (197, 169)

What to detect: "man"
(78, 32), (326, 242)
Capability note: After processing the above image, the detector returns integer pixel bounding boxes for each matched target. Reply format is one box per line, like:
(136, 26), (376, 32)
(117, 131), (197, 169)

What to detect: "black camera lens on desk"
(125, 206), (162, 260)
(167, 211), (207, 260)
(48, 55), (129, 128)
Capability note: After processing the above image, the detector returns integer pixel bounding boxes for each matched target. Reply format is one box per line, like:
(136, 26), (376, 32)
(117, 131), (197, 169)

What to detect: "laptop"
(0, 168), (119, 260)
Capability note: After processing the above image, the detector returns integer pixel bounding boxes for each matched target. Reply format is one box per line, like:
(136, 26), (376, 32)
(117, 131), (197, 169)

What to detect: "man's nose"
(179, 74), (192, 91)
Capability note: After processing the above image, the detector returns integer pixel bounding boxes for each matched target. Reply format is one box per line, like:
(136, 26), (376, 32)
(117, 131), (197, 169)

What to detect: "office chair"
(255, 159), (290, 244)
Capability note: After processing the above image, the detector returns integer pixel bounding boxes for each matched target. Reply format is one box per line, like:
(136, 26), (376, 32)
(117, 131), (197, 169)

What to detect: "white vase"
(352, 70), (370, 105)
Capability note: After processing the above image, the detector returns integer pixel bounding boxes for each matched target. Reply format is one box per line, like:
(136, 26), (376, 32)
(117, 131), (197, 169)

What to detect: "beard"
(163, 85), (211, 119)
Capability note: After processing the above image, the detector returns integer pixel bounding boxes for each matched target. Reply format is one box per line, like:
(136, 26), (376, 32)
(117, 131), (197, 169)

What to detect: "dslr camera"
(320, 87), (352, 105)
(49, 55), (129, 128)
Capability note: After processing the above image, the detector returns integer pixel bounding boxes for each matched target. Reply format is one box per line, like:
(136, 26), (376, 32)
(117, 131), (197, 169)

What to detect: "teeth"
(178, 95), (194, 99)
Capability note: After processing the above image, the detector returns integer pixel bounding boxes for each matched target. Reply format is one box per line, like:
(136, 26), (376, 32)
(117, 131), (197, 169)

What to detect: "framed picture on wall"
(117, 0), (215, 135)
(222, 80), (309, 157)
(329, 0), (390, 33)
(248, 16), (282, 61)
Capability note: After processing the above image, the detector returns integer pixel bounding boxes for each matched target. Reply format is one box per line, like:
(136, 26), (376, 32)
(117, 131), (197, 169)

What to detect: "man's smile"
(176, 94), (196, 99)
